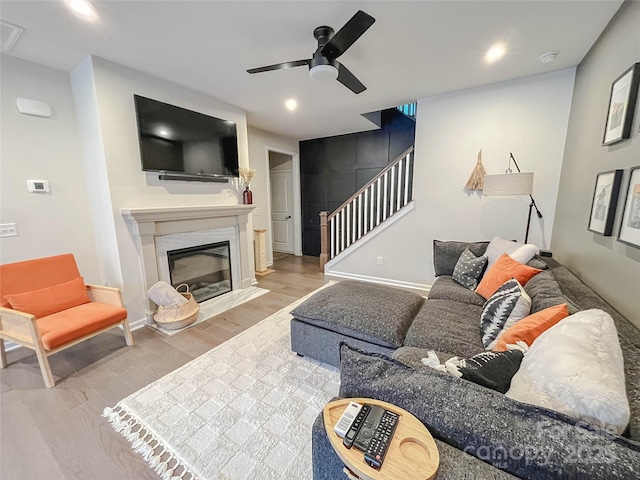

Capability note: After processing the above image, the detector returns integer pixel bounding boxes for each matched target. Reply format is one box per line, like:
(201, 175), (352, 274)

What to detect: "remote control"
(334, 401), (363, 438)
(343, 404), (371, 449)
(363, 410), (399, 470)
(353, 405), (385, 452)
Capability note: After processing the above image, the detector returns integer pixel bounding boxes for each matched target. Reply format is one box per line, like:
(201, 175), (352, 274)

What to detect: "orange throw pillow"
(475, 253), (541, 299)
(4, 277), (90, 318)
(493, 303), (569, 351)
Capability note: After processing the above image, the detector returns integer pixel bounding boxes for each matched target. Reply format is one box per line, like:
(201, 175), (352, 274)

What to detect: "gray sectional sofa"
(291, 240), (640, 478)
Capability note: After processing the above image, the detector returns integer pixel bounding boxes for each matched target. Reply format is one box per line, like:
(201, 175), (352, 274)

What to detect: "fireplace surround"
(121, 204), (255, 323)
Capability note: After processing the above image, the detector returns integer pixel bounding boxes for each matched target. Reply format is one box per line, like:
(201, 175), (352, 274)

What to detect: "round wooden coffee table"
(323, 398), (439, 480)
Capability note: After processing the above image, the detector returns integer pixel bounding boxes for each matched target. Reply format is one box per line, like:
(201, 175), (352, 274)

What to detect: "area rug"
(104, 282), (339, 480)
(149, 286), (269, 336)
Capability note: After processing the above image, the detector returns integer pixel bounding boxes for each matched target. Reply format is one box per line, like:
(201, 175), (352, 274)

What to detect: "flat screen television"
(134, 95), (239, 179)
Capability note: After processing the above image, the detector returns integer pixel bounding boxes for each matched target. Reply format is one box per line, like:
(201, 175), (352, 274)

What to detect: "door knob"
(286, 215), (292, 219)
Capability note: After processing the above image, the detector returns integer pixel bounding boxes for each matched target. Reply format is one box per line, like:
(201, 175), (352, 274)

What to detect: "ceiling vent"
(1, 20), (24, 53)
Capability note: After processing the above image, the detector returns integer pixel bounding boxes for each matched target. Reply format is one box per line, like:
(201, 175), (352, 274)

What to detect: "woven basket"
(153, 284), (200, 330)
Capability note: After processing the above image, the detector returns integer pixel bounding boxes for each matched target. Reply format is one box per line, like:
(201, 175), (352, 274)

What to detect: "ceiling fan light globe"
(309, 64), (338, 82)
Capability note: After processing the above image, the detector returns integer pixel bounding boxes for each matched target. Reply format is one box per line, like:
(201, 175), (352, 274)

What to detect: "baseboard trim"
(325, 270), (431, 296)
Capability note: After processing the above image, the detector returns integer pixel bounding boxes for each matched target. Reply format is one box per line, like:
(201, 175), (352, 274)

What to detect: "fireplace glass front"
(167, 241), (232, 303)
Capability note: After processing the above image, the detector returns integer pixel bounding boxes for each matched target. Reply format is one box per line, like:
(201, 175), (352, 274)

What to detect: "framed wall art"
(603, 63), (640, 145)
(588, 169), (623, 236)
(618, 166), (640, 248)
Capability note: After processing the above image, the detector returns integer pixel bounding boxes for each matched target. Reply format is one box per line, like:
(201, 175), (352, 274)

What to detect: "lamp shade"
(483, 172), (534, 196)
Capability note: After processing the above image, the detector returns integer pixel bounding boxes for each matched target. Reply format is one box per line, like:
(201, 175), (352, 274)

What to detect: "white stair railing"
(320, 147), (414, 269)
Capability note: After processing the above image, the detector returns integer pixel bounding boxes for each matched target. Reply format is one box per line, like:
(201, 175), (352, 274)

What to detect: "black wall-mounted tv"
(134, 95), (239, 179)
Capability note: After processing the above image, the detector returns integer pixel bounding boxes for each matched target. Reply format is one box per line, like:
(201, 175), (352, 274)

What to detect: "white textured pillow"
(485, 236), (539, 270)
(506, 309), (630, 434)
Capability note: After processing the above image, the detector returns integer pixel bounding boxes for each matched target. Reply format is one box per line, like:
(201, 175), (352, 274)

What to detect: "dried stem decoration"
(465, 149), (486, 191)
(238, 166), (256, 187)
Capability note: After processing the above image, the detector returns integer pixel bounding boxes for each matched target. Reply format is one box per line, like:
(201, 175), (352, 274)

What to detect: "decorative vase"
(243, 185), (253, 204)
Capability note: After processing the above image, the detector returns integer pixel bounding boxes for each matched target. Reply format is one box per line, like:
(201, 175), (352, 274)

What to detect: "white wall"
(70, 57), (251, 324)
(0, 55), (100, 281)
(247, 126), (299, 265)
(329, 69), (576, 288)
(552, 1), (640, 328)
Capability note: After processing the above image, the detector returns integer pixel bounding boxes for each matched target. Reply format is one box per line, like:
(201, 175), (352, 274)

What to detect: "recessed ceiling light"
(159, 130), (168, 136)
(285, 99), (297, 111)
(485, 44), (506, 63)
(539, 51), (559, 64)
(67, 0), (97, 20)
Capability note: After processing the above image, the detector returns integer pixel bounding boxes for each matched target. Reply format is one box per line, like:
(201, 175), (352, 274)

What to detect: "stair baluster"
(319, 147), (414, 270)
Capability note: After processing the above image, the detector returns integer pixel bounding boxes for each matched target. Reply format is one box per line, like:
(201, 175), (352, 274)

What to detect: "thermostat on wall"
(27, 179), (50, 193)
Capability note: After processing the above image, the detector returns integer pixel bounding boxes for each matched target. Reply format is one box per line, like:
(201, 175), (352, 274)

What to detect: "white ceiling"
(0, 1), (623, 140)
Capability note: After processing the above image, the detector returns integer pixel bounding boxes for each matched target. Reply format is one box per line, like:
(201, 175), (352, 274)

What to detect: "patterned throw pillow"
(452, 247), (488, 290)
(446, 348), (525, 394)
(480, 278), (531, 349)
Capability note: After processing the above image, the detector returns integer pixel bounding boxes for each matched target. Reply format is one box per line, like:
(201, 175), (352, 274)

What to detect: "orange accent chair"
(0, 254), (133, 387)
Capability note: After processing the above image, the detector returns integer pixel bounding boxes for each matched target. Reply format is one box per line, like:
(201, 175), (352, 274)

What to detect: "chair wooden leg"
(34, 346), (55, 388)
(122, 320), (134, 346)
(0, 339), (7, 368)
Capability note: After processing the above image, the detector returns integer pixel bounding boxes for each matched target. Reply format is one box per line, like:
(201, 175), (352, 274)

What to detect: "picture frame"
(603, 63), (640, 145)
(618, 166), (640, 248)
(588, 169), (623, 236)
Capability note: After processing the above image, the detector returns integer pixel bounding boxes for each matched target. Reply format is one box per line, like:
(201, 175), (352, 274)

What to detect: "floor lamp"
(483, 153), (543, 244)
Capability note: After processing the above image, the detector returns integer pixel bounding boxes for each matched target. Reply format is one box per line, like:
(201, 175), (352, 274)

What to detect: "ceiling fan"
(247, 10), (375, 94)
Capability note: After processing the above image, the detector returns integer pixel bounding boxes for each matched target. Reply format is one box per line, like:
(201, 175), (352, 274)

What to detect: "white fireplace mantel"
(121, 204), (256, 323)
(121, 204), (255, 224)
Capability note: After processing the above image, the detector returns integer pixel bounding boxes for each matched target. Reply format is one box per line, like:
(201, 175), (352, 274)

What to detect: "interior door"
(270, 170), (295, 253)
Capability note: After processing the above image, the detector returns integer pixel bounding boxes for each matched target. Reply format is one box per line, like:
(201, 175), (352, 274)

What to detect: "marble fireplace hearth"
(121, 204), (256, 324)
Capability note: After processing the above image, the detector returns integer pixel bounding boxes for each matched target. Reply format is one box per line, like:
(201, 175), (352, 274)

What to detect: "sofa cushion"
(428, 276), (486, 307)
(476, 254), (542, 299)
(480, 279), (531, 349)
(5, 277), (91, 319)
(339, 344), (640, 479)
(433, 240), (489, 277)
(493, 303), (569, 352)
(0, 253), (82, 308)
(507, 309), (630, 435)
(37, 302), (127, 350)
(523, 268), (571, 314)
(452, 247), (488, 289)
(290, 280), (424, 349)
(485, 236), (539, 270)
(403, 299), (485, 357)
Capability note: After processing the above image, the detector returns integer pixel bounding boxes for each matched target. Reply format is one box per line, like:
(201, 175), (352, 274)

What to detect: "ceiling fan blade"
(336, 62), (366, 94)
(247, 59), (310, 74)
(321, 10), (375, 59)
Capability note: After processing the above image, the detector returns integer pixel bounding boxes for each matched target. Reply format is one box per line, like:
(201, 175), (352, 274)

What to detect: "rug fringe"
(103, 405), (197, 480)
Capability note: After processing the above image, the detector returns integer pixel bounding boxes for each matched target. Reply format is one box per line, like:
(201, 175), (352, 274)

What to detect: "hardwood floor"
(0, 255), (326, 480)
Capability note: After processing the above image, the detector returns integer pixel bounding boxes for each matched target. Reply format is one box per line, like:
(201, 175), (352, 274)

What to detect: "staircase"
(319, 147), (415, 270)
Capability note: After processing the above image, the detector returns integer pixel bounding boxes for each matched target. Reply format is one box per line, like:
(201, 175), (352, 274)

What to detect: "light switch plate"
(0, 223), (18, 237)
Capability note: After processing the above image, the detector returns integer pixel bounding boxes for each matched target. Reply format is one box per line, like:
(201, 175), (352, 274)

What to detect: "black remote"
(363, 410), (399, 470)
(343, 404), (371, 449)
(353, 405), (385, 451)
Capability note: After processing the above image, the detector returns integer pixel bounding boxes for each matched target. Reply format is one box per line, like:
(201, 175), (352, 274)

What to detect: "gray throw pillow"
(433, 240), (489, 277)
(452, 247), (487, 290)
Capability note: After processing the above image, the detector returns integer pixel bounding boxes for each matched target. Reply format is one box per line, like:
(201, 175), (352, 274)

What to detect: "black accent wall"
(300, 109), (416, 256)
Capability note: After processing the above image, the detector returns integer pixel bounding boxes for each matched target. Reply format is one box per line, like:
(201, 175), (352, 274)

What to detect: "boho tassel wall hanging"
(464, 149), (486, 191)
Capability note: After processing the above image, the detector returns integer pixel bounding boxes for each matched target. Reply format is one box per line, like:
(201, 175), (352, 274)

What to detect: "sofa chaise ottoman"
(290, 280), (425, 367)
